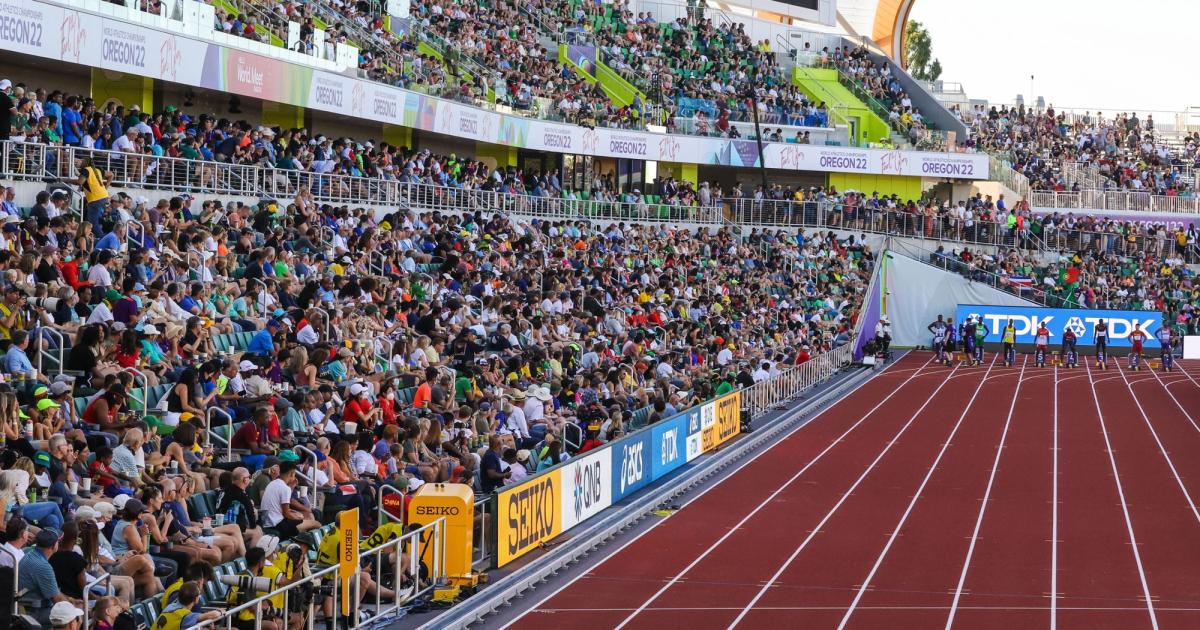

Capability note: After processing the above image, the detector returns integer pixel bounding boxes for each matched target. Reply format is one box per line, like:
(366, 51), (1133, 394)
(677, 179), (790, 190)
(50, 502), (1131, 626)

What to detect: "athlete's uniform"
(1129, 329), (1146, 369)
(1156, 327), (1174, 371)
(973, 323), (987, 365)
(1061, 328), (1078, 367)
(1094, 321), (1109, 367)
(1002, 322), (1017, 365)
(1034, 325), (1050, 366)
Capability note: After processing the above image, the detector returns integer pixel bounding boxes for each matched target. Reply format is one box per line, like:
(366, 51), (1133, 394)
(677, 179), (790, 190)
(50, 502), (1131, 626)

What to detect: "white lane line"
(1052, 363), (1060, 630)
(831, 355), (1001, 629)
(1085, 361), (1160, 630)
(610, 356), (945, 630)
(1118, 363), (1200, 525)
(498, 356), (928, 630)
(724, 358), (978, 629)
(944, 358), (1027, 629)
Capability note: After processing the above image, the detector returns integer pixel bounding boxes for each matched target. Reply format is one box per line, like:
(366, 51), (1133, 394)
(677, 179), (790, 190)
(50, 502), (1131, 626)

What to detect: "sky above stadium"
(910, 0), (1196, 116)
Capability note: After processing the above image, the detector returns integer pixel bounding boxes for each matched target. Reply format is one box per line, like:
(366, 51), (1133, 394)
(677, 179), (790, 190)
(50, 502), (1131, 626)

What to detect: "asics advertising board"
(611, 431), (652, 503)
(955, 305), (1162, 348)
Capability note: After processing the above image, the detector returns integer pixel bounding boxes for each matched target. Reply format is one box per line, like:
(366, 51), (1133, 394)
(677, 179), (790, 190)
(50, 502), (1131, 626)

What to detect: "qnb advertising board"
(496, 391), (742, 566)
(955, 305), (1163, 348)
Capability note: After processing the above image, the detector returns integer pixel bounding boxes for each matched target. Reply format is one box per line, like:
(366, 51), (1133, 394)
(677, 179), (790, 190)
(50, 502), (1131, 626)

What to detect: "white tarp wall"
(883, 250), (1037, 348)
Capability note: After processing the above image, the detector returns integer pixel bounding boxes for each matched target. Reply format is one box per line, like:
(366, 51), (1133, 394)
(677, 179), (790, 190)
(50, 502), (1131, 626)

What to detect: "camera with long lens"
(27, 297), (59, 311)
(220, 574), (274, 604)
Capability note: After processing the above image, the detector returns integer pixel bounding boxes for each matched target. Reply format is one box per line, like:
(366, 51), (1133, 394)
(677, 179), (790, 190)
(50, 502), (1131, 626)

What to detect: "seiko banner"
(954, 304), (1163, 348)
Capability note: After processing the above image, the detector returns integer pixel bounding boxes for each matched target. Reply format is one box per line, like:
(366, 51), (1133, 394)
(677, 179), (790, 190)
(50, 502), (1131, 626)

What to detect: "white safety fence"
(741, 342), (854, 418)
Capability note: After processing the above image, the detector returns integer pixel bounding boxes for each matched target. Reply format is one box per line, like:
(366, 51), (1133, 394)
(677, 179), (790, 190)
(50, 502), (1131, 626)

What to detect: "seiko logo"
(414, 505), (459, 516)
(504, 477), (555, 557)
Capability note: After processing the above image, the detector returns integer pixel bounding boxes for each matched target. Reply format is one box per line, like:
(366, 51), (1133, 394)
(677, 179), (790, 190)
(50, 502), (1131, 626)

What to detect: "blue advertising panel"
(651, 415), (690, 480)
(955, 305), (1163, 348)
(610, 431), (653, 503)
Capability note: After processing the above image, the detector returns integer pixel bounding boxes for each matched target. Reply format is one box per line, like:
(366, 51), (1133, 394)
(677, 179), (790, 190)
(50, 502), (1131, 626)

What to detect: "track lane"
(1101, 363), (1200, 629)
(513, 356), (939, 629)
(727, 360), (995, 628)
(947, 365), (1057, 629)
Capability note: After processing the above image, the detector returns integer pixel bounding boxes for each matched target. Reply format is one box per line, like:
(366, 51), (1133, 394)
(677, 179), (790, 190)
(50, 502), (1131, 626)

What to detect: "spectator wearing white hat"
(48, 600), (85, 630)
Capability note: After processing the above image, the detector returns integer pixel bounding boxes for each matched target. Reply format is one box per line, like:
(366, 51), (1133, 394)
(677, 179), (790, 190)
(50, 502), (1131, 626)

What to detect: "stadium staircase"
(791, 66), (895, 148)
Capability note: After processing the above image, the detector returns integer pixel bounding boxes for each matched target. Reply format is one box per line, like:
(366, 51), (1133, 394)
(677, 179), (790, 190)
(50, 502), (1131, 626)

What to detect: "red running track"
(504, 353), (1200, 629)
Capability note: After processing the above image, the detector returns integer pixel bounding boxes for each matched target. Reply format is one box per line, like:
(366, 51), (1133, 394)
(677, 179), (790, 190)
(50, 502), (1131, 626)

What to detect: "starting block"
(1148, 359), (1161, 369)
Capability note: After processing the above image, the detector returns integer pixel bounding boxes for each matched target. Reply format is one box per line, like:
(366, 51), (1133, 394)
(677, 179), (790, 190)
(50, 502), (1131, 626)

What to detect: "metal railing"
(471, 496), (492, 571)
(122, 367), (150, 413)
(206, 406), (234, 461)
(81, 571), (113, 630)
(741, 342), (853, 418)
(37, 327), (65, 379)
(1028, 189), (1200, 214)
(188, 561), (341, 630)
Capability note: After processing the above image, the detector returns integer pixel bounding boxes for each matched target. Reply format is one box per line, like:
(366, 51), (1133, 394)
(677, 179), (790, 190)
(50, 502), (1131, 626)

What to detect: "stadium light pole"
(745, 82), (770, 195)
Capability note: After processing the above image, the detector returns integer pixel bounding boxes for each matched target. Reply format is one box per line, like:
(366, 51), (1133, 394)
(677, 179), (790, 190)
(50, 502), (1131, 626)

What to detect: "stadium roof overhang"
(835, 0), (917, 64)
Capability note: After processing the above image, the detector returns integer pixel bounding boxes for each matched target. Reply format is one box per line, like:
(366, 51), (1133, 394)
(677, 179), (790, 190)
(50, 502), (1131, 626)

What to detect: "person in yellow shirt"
(0, 285), (27, 341)
(76, 156), (112, 235)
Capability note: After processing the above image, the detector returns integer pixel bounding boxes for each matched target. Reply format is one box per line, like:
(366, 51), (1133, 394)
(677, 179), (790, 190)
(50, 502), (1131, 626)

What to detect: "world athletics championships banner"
(1, 0), (989, 177)
(954, 304), (1163, 349)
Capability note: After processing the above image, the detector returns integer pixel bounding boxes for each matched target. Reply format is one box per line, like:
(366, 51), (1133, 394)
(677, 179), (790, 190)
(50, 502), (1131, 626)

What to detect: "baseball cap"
(33, 451), (50, 467)
(50, 602), (85, 625)
(239, 360), (257, 372)
(112, 494), (130, 510)
(256, 535), (280, 556)
(0, 80), (10, 91)
(36, 398), (60, 411)
(34, 528), (60, 547)
(49, 381), (71, 396)
(407, 478), (425, 492)
(74, 506), (101, 521)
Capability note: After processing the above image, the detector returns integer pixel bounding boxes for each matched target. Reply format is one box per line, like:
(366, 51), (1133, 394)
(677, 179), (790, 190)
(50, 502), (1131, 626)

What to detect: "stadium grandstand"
(0, 0), (1197, 629)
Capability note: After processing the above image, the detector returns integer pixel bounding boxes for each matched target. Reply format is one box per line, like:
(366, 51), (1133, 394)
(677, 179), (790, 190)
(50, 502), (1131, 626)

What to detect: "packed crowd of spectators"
(119, 0), (844, 139)
(930, 240), (1198, 335)
(0, 92), (870, 628)
(821, 45), (939, 148)
(585, 8), (830, 132)
(964, 104), (1198, 196)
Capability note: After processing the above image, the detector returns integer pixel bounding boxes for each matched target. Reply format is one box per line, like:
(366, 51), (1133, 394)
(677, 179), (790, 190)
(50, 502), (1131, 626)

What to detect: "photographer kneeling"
(224, 538), (307, 630)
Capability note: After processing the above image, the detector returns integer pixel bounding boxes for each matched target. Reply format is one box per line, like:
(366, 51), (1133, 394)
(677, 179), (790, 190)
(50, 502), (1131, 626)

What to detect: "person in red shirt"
(1128, 323), (1147, 370)
(411, 367), (437, 410)
(231, 407), (275, 470)
(342, 382), (378, 431)
(377, 381), (398, 426)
